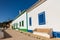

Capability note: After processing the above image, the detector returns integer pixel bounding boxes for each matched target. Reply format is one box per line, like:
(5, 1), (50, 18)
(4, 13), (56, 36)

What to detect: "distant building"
(0, 20), (12, 29)
(11, 10), (28, 32)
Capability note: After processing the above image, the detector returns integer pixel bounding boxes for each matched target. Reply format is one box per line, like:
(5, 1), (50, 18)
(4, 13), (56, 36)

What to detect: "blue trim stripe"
(28, 30), (33, 33)
(53, 32), (60, 38)
(26, 13), (28, 31)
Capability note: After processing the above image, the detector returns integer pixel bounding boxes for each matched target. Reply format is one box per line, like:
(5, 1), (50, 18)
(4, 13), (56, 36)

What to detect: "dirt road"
(2, 29), (40, 40)
(0, 29), (60, 40)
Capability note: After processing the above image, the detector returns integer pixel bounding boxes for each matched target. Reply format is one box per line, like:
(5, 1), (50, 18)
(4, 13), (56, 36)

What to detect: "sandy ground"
(1, 29), (41, 40)
(0, 29), (60, 40)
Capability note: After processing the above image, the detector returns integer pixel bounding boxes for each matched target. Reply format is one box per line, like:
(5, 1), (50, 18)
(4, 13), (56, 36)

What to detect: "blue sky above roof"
(0, 0), (37, 22)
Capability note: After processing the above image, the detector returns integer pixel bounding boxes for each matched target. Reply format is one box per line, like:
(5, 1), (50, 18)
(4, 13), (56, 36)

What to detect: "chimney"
(38, 0), (41, 1)
(19, 10), (21, 14)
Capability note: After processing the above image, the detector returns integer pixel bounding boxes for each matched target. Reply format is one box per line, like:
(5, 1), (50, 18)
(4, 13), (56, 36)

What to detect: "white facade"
(17, 12), (27, 29)
(27, 0), (60, 32)
(11, 18), (18, 29)
(11, 12), (27, 30)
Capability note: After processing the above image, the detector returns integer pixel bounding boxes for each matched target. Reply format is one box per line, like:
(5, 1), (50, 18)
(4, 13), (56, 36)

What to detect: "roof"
(11, 0), (46, 23)
(12, 10), (26, 22)
(26, 0), (46, 13)
(16, 10), (26, 18)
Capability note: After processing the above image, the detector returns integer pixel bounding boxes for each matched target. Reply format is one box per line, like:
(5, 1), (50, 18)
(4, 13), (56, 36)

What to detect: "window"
(14, 23), (18, 28)
(19, 22), (21, 26)
(22, 21), (24, 26)
(16, 23), (18, 27)
(29, 17), (32, 26)
(14, 24), (15, 27)
(38, 11), (46, 25)
(14, 23), (16, 28)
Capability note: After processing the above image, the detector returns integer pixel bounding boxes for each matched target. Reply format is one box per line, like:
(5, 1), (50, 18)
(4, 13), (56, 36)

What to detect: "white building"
(11, 0), (60, 38)
(27, 0), (60, 38)
(11, 10), (28, 32)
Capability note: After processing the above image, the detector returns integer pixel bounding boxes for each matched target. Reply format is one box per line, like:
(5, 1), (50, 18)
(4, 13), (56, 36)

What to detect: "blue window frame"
(29, 17), (32, 26)
(38, 11), (46, 25)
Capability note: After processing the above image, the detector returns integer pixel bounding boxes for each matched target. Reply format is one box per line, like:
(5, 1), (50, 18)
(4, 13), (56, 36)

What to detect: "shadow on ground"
(2, 30), (12, 39)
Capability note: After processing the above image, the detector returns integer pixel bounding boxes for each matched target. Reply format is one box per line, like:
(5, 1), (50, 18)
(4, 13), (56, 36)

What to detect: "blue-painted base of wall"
(28, 30), (60, 38)
(28, 30), (33, 33)
(53, 32), (60, 38)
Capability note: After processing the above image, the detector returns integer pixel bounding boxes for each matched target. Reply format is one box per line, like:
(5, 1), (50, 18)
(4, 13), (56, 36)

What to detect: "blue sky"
(0, 0), (37, 22)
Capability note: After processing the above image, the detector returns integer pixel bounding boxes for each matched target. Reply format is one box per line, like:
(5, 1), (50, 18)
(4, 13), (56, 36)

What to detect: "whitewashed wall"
(11, 18), (18, 28)
(28, 0), (60, 32)
(11, 12), (27, 29)
(17, 12), (27, 29)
